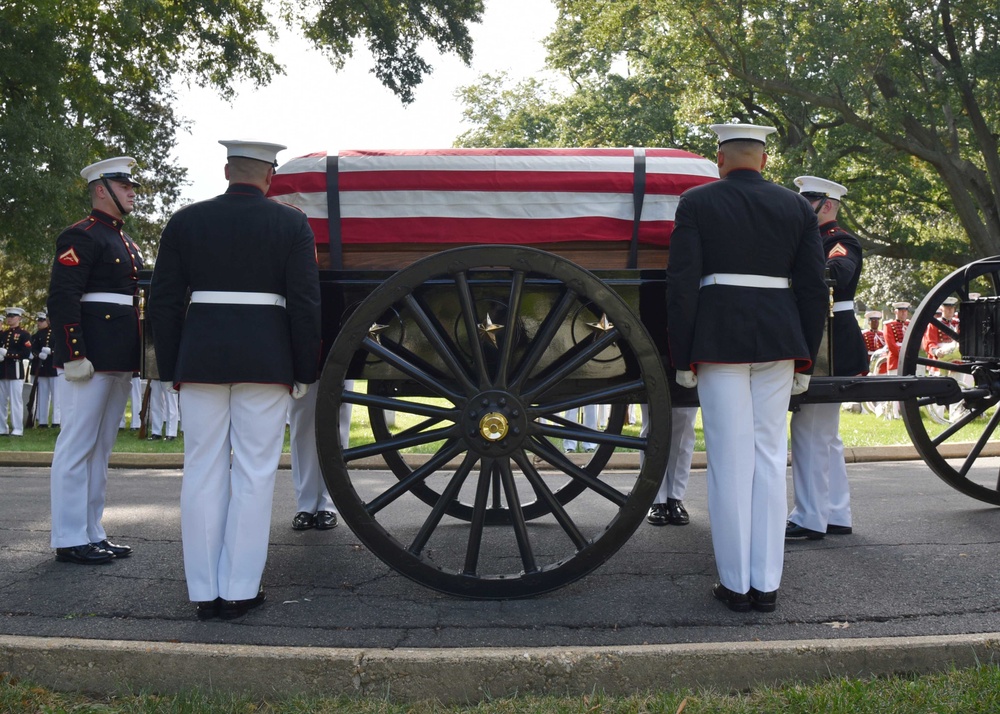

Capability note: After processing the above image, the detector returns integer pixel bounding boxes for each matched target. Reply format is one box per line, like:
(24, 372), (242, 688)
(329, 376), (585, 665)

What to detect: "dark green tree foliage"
(457, 0), (1000, 266)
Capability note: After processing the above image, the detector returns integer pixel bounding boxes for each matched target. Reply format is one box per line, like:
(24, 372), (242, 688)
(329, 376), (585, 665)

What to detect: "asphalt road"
(4, 459), (1000, 651)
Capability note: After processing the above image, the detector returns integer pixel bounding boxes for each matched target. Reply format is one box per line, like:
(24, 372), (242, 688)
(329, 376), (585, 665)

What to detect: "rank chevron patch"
(58, 247), (80, 266)
(827, 242), (848, 259)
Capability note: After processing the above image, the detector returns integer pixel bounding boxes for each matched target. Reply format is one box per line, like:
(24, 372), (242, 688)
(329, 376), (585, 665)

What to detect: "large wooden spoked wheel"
(899, 257), (1000, 504)
(316, 246), (671, 599)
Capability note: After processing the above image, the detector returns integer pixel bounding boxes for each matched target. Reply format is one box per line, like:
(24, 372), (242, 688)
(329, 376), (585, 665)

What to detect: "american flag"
(268, 148), (717, 249)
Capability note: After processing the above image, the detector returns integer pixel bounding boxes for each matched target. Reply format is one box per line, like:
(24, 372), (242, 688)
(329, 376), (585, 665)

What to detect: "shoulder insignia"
(58, 247), (81, 266)
(827, 242), (848, 259)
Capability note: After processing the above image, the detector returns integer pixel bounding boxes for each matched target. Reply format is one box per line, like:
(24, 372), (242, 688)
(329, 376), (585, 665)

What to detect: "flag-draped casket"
(268, 148), (718, 271)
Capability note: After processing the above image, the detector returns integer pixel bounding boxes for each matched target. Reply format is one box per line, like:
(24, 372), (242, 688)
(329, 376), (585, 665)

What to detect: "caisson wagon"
(191, 148), (997, 599)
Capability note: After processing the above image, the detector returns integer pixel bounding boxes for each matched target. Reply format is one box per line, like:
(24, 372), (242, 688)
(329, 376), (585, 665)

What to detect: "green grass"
(0, 400), (990, 455)
(6, 665), (1000, 713)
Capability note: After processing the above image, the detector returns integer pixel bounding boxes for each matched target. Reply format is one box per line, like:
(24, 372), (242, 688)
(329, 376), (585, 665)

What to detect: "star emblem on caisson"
(586, 314), (614, 332)
(368, 322), (389, 345)
(477, 313), (504, 347)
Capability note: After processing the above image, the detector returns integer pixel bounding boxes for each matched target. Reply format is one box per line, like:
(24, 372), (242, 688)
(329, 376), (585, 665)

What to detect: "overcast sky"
(170, 0), (559, 203)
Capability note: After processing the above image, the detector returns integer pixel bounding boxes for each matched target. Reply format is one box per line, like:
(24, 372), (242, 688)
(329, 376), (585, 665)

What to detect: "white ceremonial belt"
(80, 292), (133, 306)
(190, 291), (287, 308)
(699, 273), (790, 289)
(832, 301), (855, 313)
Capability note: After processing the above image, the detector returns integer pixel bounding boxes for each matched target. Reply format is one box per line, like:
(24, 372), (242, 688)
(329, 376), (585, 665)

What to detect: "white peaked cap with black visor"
(219, 140), (287, 167)
(710, 123), (777, 145)
(795, 175), (848, 201)
(80, 157), (142, 186)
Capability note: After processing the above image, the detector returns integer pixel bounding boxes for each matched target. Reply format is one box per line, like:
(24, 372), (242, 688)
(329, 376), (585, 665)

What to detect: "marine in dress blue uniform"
(0, 307), (32, 436)
(30, 311), (60, 427)
(48, 157), (144, 565)
(787, 176), (868, 540)
(149, 139), (321, 620)
(667, 124), (827, 613)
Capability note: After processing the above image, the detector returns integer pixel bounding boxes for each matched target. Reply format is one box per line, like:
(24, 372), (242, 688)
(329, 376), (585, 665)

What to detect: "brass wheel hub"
(479, 412), (509, 441)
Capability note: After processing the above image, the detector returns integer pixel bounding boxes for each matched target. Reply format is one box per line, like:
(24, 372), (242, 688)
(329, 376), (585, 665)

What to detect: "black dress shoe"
(92, 539), (132, 558)
(220, 587), (266, 620)
(196, 597), (223, 620)
(315, 511), (339, 530)
(147, 434), (162, 441)
(665, 498), (690, 525)
(826, 523), (853, 535)
(164, 435), (176, 441)
(713, 582), (751, 612)
(55, 544), (113, 565)
(785, 521), (825, 540)
(646, 502), (670, 526)
(291, 511), (316, 530)
(749, 587), (778, 612)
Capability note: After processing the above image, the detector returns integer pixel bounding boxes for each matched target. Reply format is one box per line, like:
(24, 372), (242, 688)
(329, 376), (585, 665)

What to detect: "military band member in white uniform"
(667, 124), (826, 613)
(30, 311), (60, 428)
(786, 177), (869, 541)
(147, 378), (179, 440)
(0, 307), (32, 436)
(149, 139), (321, 620)
(48, 157), (144, 564)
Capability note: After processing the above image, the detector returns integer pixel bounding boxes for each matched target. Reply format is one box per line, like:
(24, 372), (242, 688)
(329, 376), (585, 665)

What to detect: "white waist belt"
(832, 301), (855, 313)
(190, 291), (286, 308)
(699, 273), (790, 289)
(80, 292), (133, 306)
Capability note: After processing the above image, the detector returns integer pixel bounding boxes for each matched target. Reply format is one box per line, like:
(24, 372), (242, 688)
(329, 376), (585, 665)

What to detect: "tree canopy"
(457, 0), (1000, 269)
(0, 0), (483, 311)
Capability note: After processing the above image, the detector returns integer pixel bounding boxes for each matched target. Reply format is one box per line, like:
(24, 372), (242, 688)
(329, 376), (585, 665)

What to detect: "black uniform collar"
(225, 184), (266, 198)
(723, 168), (764, 180)
(90, 208), (125, 229)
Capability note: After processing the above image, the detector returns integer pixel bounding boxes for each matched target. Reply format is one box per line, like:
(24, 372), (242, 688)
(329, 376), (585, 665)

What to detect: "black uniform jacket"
(47, 210), (143, 371)
(1, 328), (32, 380)
(822, 221), (868, 376)
(667, 169), (827, 374)
(148, 184), (321, 388)
(30, 327), (58, 378)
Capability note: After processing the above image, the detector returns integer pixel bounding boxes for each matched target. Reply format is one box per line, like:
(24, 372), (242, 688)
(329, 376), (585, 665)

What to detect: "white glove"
(291, 382), (310, 400)
(936, 341), (959, 357)
(39, 347), (51, 359)
(161, 380), (178, 395)
(791, 373), (811, 395)
(0, 348), (6, 360)
(675, 370), (698, 389)
(64, 357), (95, 382)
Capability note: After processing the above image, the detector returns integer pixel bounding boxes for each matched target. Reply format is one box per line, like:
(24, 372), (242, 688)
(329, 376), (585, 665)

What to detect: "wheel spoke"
(408, 452), (478, 555)
(497, 458), (537, 574)
(929, 402), (992, 446)
(454, 271), (491, 389)
(523, 330), (622, 403)
(915, 357), (975, 374)
(495, 270), (526, 388)
(527, 437), (630, 506)
(510, 288), (578, 392)
(536, 379), (647, 416)
(402, 293), (478, 395)
(462, 458), (495, 576)
(346, 389), (457, 420)
(958, 408), (1000, 478)
(363, 336), (464, 403)
(535, 421), (645, 450)
(345, 425), (455, 462)
(512, 451), (588, 549)
(366, 440), (467, 515)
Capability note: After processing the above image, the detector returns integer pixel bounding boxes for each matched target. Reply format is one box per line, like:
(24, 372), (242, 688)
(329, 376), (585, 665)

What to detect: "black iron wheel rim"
(899, 256), (1000, 505)
(316, 246), (671, 599)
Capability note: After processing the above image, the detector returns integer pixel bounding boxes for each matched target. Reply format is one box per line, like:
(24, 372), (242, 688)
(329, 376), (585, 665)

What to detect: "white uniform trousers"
(697, 361), (794, 594)
(0, 378), (24, 435)
(150, 380), (180, 437)
(35, 376), (58, 426)
(288, 380), (353, 514)
(562, 404), (599, 451)
(789, 402), (852, 532)
(119, 376), (143, 428)
(50, 371), (131, 547)
(639, 405), (698, 501)
(179, 382), (288, 602)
